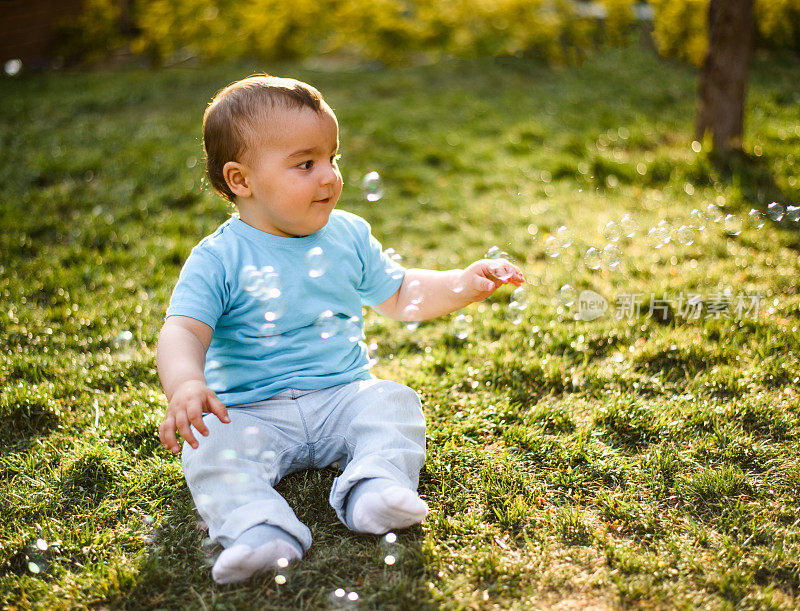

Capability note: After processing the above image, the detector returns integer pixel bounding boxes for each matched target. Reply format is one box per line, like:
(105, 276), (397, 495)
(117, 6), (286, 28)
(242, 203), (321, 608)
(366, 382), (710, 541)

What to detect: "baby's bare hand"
(459, 259), (525, 302)
(158, 380), (230, 454)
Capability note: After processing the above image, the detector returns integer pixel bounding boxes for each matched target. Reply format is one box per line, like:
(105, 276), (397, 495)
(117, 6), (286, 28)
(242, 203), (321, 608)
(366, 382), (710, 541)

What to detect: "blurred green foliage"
(54, 0), (614, 65)
(54, 0), (800, 67)
(651, 0), (800, 66)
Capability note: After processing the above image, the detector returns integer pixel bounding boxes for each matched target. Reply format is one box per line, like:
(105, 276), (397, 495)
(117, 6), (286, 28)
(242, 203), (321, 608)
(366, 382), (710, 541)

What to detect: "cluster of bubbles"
(485, 199), (798, 326)
(232, 530), (400, 603)
(242, 167), (798, 349)
(240, 265), (286, 347)
(536, 203), (794, 276)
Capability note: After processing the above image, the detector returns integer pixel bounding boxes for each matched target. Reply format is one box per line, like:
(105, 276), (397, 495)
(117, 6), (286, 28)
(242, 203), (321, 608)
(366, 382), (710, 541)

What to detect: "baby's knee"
(375, 381), (424, 423)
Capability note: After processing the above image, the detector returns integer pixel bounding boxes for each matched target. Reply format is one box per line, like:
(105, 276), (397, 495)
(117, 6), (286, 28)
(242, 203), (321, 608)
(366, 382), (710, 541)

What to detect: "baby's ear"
(223, 161), (250, 198)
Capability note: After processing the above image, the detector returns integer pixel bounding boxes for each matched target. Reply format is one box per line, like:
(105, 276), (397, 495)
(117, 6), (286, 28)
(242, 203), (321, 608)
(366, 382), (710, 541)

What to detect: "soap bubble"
(329, 588), (360, 608)
(384, 554), (396, 565)
(706, 203), (724, 224)
(315, 310), (340, 339)
(384, 247), (402, 264)
(688, 209), (707, 231)
(583, 247), (602, 270)
(506, 287), (528, 325)
(258, 278), (286, 321)
(361, 171), (383, 202)
(242, 266), (285, 320)
(256, 272), (282, 302)
(620, 214), (638, 238)
(489, 261), (513, 282)
(452, 313), (470, 340)
(403, 304), (421, 331)
(510, 285), (529, 309)
(305, 246), (329, 278)
(383, 248), (404, 280)
(263, 301), (286, 323)
(786, 205), (800, 223)
(556, 225), (573, 249)
(544, 236), (561, 258)
(219, 449), (238, 461)
(368, 340), (380, 367)
(675, 224), (696, 246)
(767, 202), (785, 222)
(746, 208), (766, 229)
(383, 532), (398, 544)
(558, 284), (576, 307)
(24, 538), (51, 576)
(241, 265), (265, 293)
(485, 245), (508, 259)
(342, 316), (362, 343)
(113, 330), (134, 348)
(4, 59), (22, 76)
(406, 279), (424, 305)
(603, 221), (622, 243)
(242, 426), (262, 458)
(451, 276), (468, 294)
(602, 243), (621, 268)
(646, 221), (671, 249)
(723, 213), (742, 235)
(275, 574), (287, 585)
(258, 322), (281, 348)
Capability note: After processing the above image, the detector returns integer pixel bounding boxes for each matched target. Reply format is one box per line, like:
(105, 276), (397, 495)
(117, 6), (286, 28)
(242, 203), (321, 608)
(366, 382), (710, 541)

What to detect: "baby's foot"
(351, 485), (429, 535)
(211, 539), (301, 584)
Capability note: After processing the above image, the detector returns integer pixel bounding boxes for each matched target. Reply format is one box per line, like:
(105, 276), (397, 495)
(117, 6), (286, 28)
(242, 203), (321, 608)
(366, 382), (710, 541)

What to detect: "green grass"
(1, 44), (799, 609)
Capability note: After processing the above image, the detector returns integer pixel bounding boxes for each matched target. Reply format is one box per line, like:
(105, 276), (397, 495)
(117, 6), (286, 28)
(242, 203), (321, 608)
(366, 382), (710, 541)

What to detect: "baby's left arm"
(374, 259), (524, 321)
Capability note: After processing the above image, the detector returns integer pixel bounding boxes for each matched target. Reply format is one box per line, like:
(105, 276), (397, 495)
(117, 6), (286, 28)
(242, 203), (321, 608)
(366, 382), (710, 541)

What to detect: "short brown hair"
(202, 75), (327, 202)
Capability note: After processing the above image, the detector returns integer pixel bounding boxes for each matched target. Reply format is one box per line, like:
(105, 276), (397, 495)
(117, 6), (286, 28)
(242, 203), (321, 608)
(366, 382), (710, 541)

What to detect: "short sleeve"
(355, 223), (405, 306)
(165, 246), (227, 330)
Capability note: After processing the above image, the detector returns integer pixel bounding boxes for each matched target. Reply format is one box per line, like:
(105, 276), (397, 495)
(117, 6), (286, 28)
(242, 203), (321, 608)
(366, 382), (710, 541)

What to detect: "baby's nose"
(320, 165), (339, 185)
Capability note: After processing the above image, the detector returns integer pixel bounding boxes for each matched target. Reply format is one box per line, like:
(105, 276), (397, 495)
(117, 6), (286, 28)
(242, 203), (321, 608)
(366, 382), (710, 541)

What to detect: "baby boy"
(156, 75), (524, 584)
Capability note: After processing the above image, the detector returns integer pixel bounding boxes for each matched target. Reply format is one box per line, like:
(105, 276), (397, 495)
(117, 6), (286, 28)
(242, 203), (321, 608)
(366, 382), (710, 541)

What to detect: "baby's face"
(238, 105), (342, 237)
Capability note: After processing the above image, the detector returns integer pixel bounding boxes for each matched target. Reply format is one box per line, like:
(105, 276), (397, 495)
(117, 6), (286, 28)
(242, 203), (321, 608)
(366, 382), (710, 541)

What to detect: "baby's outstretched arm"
(156, 316), (230, 453)
(375, 259), (525, 321)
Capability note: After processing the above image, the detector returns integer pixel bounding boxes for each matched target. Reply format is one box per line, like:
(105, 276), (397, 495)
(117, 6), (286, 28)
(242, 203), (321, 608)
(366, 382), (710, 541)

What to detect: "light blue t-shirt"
(166, 210), (405, 406)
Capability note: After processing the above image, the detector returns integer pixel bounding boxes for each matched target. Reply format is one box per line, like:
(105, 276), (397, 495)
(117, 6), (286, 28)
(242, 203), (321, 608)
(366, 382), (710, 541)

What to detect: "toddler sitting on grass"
(156, 74), (524, 584)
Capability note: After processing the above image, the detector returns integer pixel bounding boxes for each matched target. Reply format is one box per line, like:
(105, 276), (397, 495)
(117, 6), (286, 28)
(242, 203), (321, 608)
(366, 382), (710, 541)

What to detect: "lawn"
(1, 44), (799, 609)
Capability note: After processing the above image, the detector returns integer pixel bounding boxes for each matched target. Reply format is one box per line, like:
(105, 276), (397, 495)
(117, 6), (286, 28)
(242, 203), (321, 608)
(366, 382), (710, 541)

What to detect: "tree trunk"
(120, 0), (135, 36)
(695, 0), (754, 155)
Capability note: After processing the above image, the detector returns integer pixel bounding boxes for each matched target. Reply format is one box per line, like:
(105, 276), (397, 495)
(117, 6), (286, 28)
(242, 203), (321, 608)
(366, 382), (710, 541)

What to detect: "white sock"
(351, 485), (429, 535)
(211, 539), (301, 585)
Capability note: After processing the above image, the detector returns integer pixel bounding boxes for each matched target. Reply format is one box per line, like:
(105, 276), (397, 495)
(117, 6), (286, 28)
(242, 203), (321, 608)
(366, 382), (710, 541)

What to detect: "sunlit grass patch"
(1, 44), (799, 608)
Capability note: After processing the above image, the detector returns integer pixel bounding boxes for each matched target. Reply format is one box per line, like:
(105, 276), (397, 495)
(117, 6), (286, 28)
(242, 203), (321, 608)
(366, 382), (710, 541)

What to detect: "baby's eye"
(298, 160), (314, 170)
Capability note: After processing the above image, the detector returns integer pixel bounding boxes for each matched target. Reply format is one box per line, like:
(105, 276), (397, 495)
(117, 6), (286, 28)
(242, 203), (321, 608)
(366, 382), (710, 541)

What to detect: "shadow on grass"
(114, 469), (435, 610)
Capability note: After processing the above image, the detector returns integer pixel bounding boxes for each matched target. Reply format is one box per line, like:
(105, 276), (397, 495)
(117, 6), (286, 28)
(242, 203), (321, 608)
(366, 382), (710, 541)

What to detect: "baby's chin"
(309, 202), (337, 230)
(292, 210), (334, 237)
